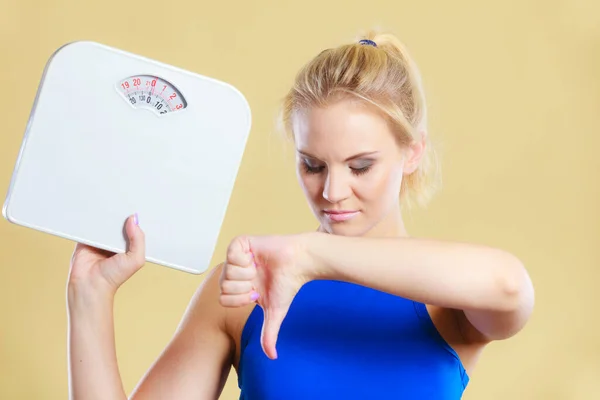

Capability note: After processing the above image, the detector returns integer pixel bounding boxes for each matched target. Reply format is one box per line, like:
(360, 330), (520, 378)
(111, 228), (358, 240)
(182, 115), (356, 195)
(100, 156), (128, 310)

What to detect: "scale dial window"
(116, 75), (187, 115)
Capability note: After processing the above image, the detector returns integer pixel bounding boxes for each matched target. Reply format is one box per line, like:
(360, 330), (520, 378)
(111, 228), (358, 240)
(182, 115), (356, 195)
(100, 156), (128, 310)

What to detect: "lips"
(323, 210), (360, 222)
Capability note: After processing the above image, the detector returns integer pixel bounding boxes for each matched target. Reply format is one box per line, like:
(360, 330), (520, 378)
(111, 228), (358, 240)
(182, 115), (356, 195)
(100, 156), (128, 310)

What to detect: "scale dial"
(116, 75), (187, 115)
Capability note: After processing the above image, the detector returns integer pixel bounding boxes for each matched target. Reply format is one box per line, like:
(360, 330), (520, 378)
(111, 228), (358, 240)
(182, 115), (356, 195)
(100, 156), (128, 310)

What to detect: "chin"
(320, 221), (370, 237)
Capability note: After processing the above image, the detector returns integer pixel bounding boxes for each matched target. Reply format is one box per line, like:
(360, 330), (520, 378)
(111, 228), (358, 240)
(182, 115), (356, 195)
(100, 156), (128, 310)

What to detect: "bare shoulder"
(180, 262), (229, 329)
(191, 262), (258, 373)
(129, 263), (235, 400)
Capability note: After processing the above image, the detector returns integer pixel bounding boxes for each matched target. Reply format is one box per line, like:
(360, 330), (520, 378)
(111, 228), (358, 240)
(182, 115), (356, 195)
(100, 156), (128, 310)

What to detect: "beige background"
(1, 0), (599, 398)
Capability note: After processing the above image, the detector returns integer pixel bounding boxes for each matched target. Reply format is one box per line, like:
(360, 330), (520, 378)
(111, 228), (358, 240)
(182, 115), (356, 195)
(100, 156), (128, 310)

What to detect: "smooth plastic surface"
(3, 41), (252, 274)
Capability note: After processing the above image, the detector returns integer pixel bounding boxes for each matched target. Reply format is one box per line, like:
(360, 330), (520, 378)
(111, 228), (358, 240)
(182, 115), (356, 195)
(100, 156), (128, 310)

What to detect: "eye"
(302, 159), (325, 174)
(349, 160), (374, 176)
(350, 165), (371, 176)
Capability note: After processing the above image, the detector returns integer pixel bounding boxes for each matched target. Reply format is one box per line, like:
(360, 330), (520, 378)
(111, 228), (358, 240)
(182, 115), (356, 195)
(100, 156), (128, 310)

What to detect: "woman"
(67, 30), (534, 399)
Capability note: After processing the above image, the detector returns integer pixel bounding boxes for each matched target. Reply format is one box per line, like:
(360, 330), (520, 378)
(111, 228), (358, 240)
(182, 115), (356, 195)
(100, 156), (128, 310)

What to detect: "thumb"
(261, 307), (287, 360)
(114, 213), (146, 271)
(125, 213), (144, 261)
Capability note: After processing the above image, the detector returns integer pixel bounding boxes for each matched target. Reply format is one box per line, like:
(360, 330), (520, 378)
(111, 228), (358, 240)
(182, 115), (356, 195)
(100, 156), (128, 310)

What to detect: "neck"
(366, 205), (408, 238)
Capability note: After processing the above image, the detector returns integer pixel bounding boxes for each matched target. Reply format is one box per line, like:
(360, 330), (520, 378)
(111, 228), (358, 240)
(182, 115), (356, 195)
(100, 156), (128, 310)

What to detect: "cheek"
(296, 170), (322, 199)
(357, 166), (403, 203)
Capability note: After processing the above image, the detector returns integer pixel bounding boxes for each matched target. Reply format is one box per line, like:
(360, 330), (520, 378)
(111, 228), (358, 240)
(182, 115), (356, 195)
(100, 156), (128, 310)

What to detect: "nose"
(322, 168), (351, 203)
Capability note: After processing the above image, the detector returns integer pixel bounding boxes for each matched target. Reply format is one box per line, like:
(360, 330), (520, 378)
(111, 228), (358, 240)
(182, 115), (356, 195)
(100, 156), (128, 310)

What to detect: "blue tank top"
(237, 280), (469, 399)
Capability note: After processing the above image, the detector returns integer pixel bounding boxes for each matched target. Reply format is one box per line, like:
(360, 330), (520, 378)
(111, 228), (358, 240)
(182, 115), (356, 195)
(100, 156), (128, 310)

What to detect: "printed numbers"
(120, 77), (184, 115)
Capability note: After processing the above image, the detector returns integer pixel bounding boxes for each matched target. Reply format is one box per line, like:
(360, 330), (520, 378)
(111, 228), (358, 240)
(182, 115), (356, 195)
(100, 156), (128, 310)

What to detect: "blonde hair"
(278, 29), (441, 209)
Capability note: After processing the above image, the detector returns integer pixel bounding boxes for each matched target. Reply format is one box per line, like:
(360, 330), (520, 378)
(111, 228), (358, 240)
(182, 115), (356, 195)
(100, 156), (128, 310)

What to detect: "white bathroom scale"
(2, 41), (252, 274)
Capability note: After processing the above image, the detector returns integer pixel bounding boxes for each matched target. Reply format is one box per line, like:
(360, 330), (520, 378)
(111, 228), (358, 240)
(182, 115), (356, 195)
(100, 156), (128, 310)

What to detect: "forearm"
(67, 287), (127, 400)
(305, 232), (531, 313)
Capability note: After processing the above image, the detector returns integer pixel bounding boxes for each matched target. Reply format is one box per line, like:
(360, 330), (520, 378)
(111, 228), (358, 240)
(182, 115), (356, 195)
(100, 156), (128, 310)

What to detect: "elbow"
(497, 254), (535, 315)
(465, 253), (535, 341)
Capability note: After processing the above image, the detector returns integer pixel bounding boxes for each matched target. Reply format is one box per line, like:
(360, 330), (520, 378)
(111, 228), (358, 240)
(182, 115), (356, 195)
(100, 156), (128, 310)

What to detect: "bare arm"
(68, 266), (232, 400)
(67, 287), (128, 400)
(67, 215), (233, 400)
(303, 232), (535, 341)
(129, 265), (233, 399)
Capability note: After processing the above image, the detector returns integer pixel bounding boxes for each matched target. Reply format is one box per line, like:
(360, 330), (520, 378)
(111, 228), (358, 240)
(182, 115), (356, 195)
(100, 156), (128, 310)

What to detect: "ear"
(403, 131), (427, 175)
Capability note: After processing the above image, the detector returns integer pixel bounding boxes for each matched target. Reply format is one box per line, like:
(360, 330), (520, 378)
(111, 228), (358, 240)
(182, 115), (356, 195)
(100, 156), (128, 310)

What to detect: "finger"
(261, 307), (287, 360)
(220, 279), (254, 295)
(224, 263), (257, 281)
(112, 214), (146, 272)
(226, 236), (254, 267)
(74, 242), (114, 259)
(219, 291), (259, 308)
(71, 242), (88, 264)
(124, 213), (146, 268)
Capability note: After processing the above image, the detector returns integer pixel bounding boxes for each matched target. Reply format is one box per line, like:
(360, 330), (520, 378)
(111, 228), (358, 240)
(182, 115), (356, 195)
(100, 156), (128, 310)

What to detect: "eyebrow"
(297, 150), (380, 162)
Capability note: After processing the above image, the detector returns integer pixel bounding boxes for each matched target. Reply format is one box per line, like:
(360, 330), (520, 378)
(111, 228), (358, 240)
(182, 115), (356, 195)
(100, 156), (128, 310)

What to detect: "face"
(293, 99), (423, 237)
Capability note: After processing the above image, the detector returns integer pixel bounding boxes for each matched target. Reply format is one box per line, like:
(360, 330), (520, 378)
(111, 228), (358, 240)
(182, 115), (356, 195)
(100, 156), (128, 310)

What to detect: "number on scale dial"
(116, 75), (187, 115)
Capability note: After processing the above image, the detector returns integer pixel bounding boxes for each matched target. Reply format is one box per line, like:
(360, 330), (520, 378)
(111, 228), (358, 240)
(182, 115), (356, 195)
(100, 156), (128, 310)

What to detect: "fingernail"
(250, 291), (259, 301)
(134, 213), (139, 226)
